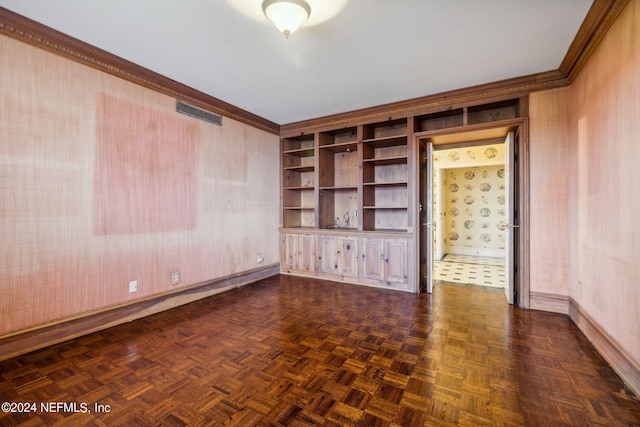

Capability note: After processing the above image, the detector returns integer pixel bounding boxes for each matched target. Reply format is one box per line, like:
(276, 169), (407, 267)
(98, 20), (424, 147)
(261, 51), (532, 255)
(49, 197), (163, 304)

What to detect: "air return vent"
(176, 101), (222, 126)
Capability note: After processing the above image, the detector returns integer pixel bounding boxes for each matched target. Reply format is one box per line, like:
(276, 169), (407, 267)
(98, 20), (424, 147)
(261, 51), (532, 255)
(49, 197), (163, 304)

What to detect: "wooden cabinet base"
(280, 230), (414, 293)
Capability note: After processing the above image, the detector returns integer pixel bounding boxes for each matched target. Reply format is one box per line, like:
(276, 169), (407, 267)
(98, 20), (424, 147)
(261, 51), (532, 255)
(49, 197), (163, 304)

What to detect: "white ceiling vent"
(176, 100), (222, 126)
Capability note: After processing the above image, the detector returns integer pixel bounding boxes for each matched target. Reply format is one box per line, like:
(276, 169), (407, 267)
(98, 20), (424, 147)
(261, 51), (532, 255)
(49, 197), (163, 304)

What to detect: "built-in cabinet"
(281, 231), (412, 291)
(280, 97), (524, 293)
(317, 234), (358, 278)
(361, 237), (408, 287)
(282, 233), (315, 273)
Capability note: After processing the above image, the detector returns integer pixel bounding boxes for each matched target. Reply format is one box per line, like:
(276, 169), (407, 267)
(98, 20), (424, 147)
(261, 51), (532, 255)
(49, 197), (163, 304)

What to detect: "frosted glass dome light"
(262, 0), (311, 38)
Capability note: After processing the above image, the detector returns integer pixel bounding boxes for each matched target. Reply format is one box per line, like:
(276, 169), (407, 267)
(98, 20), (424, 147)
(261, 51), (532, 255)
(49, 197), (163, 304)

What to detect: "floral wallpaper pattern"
(434, 144), (506, 255)
(444, 164), (506, 251)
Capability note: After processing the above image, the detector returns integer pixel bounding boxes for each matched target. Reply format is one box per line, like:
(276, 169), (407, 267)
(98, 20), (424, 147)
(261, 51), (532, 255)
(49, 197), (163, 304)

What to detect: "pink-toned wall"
(529, 87), (571, 297)
(0, 35), (281, 336)
(568, 1), (640, 363)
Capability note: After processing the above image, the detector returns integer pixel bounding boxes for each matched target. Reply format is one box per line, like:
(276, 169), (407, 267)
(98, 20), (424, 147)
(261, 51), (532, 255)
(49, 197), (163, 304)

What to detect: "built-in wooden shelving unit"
(280, 96), (525, 293)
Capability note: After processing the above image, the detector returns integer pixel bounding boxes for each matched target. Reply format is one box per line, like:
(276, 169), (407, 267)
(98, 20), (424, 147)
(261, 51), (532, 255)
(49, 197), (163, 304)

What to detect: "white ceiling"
(0, 0), (593, 125)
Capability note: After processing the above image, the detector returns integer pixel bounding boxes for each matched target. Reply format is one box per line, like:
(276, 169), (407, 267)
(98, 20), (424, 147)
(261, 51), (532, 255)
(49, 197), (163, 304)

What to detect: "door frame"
(412, 118), (530, 308)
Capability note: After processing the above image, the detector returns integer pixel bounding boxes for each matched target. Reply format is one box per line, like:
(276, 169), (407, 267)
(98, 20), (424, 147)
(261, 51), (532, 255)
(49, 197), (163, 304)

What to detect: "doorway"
(419, 127), (522, 305)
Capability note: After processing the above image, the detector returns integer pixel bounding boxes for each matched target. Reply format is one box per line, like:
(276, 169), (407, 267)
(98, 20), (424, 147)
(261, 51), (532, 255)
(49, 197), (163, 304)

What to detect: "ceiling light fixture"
(262, 0), (311, 38)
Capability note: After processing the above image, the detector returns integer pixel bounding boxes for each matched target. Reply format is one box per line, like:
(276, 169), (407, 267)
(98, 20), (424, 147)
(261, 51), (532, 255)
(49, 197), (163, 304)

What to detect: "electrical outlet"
(171, 271), (180, 285)
(129, 280), (137, 293)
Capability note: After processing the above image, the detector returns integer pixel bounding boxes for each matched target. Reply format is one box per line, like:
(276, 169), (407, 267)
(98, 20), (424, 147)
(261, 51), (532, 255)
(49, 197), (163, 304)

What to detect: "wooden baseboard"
(0, 264), (280, 362)
(569, 298), (640, 397)
(529, 291), (570, 314)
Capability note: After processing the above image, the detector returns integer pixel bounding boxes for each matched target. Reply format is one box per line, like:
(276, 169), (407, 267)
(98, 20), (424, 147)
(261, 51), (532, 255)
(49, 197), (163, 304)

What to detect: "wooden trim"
(280, 71), (566, 136)
(1, 1), (626, 136)
(559, 0), (630, 83)
(529, 291), (570, 314)
(518, 117), (530, 309)
(0, 264), (280, 362)
(415, 118), (530, 307)
(1, 0), (627, 136)
(414, 117), (524, 141)
(569, 298), (640, 397)
(279, 1), (628, 136)
(0, 7), (280, 135)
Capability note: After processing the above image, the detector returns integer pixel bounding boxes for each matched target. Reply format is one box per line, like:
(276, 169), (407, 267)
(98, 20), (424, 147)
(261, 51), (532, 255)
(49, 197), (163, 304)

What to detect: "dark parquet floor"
(1, 275), (639, 426)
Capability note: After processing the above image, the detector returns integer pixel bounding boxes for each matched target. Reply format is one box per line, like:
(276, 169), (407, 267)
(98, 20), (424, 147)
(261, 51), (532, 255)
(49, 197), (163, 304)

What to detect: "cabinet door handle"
(336, 250), (341, 255)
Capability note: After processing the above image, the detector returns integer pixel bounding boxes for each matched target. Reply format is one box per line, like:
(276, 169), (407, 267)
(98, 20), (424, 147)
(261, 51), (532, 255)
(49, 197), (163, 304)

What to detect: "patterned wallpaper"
(434, 144), (506, 257)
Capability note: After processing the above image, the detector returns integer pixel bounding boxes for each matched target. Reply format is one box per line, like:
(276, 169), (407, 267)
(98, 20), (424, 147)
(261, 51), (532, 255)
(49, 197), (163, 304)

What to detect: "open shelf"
(319, 185), (358, 191)
(414, 99), (520, 132)
(361, 135), (407, 148)
(415, 109), (464, 132)
(359, 119), (409, 232)
(317, 127), (359, 230)
(284, 185), (315, 190)
(467, 99), (518, 124)
(283, 147), (315, 157)
(363, 118), (407, 140)
(363, 155), (407, 166)
(282, 134), (316, 229)
(319, 141), (357, 153)
(363, 181), (407, 187)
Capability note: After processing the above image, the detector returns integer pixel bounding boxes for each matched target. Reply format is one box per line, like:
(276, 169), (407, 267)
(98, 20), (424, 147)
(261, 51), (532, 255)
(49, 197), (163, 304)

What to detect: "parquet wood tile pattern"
(1, 275), (639, 426)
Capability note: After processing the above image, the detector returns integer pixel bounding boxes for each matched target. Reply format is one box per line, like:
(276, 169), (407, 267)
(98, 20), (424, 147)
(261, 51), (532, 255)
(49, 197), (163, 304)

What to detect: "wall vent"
(176, 101), (222, 126)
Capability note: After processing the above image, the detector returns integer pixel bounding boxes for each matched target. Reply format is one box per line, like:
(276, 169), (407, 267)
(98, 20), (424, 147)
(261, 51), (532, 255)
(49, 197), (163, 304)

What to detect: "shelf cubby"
(414, 109), (464, 132)
(282, 134), (316, 228)
(362, 118), (407, 140)
(318, 127), (359, 229)
(467, 99), (518, 124)
(361, 119), (408, 231)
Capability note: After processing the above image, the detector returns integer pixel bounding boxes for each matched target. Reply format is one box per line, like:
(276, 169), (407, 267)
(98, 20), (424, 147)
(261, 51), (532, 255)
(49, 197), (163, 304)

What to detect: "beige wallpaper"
(443, 165), (506, 254)
(434, 144), (506, 258)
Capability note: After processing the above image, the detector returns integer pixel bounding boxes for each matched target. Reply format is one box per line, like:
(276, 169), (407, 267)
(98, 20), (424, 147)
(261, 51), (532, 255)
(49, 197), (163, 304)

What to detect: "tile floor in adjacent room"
(434, 254), (506, 289)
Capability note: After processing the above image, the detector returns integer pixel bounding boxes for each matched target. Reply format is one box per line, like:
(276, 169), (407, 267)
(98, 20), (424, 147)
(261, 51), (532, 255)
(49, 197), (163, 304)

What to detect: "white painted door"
(504, 132), (515, 304)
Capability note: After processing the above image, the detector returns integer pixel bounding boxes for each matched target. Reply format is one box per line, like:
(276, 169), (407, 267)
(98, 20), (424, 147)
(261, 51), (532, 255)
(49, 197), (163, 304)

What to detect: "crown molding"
(280, 0), (630, 135)
(559, 0), (630, 83)
(1, 1), (629, 136)
(280, 70), (566, 136)
(0, 7), (280, 135)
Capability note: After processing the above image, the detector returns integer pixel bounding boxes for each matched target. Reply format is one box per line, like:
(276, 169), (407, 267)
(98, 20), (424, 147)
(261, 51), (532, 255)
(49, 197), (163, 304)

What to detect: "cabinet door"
(283, 233), (298, 271)
(338, 236), (358, 277)
(297, 234), (316, 272)
(318, 235), (339, 275)
(385, 239), (408, 284)
(362, 238), (385, 281)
